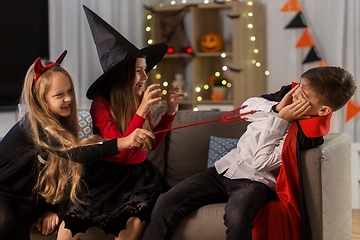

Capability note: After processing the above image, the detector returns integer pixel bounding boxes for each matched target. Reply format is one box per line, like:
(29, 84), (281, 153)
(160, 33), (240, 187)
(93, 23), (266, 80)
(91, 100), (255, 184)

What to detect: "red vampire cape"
(252, 83), (332, 240)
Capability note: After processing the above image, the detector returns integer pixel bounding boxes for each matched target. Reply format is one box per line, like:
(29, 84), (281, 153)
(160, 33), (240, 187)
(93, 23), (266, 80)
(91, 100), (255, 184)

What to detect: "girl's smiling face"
(45, 72), (74, 118)
(133, 57), (148, 97)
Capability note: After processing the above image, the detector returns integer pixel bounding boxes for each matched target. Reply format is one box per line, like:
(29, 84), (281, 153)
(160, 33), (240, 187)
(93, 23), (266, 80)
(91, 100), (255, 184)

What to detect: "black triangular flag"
(303, 47), (321, 64)
(285, 12), (307, 29)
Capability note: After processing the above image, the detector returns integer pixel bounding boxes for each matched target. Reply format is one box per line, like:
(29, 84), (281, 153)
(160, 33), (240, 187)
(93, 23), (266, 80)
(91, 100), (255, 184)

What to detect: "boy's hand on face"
(275, 84), (299, 112)
(277, 101), (312, 122)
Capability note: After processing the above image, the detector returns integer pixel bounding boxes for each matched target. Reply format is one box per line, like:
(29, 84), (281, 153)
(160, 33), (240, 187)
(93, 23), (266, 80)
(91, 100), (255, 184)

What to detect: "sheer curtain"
(48, 0), (144, 110)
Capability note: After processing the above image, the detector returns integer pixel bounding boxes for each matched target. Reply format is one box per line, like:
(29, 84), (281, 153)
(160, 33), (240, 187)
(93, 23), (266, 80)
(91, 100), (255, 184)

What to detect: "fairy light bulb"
(146, 26), (151, 32)
(227, 83), (232, 88)
(221, 53), (227, 58)
(195, 87), (201, 92)
(204, 0), (210, 4)
(265, 71), (270, 75)
(148, 39), (153, 45)
(215, 72), (220, 77)
(153, 65), (157, 70)
(250, 36), (256, 41)
(147, 14), (152, 20)
(221, 80), (227, 86)
(170, 0), (176, 5)
(256, 62), (261, 67)
(247, 2), (253, 6)
(248, 12), (253, 17)
(222, 66), (228, 71)
(204, 84), (209, 90)
(163, 81), (169, 87)
(193, 107), (199, 111)
(162, 90), (167, 95)
(251, 59), (256, 64)
(197, 96), (203, 101)
(156, 74), (161, 79)
(182, 0), (187, 3)
(247, 24), (253, 29)
(159, 3), (164, 7)
(254, 49), (259, 54)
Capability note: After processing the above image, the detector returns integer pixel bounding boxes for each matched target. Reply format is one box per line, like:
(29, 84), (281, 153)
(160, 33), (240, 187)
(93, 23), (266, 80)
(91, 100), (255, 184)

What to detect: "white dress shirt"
(214, 97), (290, 190)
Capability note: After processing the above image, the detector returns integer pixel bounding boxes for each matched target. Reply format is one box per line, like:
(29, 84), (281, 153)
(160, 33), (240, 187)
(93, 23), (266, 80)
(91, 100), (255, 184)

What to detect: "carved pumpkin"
(211, 92), (224, 101)
(201, 34), (224, 52)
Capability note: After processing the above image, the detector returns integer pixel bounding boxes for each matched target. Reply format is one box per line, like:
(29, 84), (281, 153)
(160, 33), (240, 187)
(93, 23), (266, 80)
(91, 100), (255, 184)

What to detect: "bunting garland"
(280, 0), (323, 66)
(281, 0), (359, 121)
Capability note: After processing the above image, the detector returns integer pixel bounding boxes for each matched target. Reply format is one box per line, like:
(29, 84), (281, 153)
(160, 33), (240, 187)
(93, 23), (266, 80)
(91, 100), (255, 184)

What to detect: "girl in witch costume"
(57, 6), (183, 240)
(0, 51), (153, 240)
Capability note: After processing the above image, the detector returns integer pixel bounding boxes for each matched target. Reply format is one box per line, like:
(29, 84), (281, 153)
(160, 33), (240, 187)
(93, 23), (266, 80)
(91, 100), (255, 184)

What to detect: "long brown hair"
(103, 58), (153, 150)
(21, 60), (88, 204)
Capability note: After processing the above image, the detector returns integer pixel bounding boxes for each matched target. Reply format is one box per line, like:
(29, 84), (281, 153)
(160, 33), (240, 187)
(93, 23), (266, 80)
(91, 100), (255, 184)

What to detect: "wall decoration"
(280, 0), (324, 66)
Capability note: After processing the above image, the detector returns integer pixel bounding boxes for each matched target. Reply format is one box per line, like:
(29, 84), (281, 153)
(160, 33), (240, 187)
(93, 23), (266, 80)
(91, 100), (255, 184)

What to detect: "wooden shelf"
(144, 2), (265, 110)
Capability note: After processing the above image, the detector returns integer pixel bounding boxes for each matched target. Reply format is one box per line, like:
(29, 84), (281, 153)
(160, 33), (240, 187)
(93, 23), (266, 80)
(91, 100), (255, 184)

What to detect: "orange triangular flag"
(296, 29), (314, 48)
(318, 60), (326, 67)
(280, 0), (302, 12)
(345, 99), (360, 122)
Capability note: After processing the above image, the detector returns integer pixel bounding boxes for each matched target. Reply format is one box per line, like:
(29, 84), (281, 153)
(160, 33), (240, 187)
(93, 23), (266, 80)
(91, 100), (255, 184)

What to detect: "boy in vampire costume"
(143, 66), (356, 240)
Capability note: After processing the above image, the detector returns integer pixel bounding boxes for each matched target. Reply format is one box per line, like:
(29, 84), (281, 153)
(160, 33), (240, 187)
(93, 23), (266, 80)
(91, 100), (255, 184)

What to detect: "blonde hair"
(104, 58), (152, 150)
(21, 60), (90, 204)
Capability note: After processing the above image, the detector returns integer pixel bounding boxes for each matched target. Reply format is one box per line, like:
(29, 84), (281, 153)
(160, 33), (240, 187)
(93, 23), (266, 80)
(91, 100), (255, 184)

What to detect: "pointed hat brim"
(83, 5), (167, 100)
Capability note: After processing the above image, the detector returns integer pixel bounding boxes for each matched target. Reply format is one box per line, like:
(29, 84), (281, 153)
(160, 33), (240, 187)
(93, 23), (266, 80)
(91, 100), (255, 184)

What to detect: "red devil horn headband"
(33, 50), (68, 84)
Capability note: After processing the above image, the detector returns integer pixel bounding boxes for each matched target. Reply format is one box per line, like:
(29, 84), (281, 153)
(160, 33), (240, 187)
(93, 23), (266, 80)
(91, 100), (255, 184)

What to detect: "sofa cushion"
(165, 110), (249, 187)
(208, 136), (238, 168)
(77, 110), (93, 140)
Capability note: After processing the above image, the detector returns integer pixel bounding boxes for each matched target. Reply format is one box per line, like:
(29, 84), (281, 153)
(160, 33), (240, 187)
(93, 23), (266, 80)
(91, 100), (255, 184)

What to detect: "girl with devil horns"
(0, 50), (154, 240)
(57, 6), (183, 240)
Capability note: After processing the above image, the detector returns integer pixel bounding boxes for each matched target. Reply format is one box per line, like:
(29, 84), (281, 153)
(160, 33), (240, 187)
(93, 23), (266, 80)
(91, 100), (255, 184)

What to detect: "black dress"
(0, 118), (120, 239)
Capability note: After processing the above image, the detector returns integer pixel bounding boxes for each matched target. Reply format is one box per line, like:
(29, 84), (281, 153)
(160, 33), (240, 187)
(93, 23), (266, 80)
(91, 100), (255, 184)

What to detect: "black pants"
(143, 167), (273, 240)
(0, 195), (37, 240)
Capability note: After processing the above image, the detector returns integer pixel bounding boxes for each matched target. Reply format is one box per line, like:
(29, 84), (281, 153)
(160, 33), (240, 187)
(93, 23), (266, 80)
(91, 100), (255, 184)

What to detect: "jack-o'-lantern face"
(201, 34), (224, 52)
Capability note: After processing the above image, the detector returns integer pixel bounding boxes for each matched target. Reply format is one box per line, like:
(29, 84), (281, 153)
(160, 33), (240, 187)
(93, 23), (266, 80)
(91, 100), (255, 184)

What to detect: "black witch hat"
(83, 5), (167, 99)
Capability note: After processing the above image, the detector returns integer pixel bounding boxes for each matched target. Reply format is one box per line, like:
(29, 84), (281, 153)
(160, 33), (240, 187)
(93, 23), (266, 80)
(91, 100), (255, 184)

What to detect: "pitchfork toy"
(153, 105), (257, 134)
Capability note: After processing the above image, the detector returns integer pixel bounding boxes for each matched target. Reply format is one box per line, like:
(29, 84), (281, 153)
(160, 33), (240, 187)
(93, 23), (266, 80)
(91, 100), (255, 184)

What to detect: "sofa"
(29, 104), (352, 240)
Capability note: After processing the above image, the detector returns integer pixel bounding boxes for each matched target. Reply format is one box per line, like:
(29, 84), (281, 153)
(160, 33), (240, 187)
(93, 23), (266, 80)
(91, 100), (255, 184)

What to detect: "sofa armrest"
(301, 133), (352, 240)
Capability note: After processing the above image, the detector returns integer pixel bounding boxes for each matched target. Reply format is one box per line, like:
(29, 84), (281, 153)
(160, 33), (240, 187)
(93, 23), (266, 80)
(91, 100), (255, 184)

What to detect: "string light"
(227, 83), (232, 88)
(197, 96), (203, 101)
(163, 81), (169, 87)
(247, 1), (253, 6)
(193, 107), (199, 111)
(156, 74), (161, 79)
(148, 39), (153, 45)
(147, 15), (152, 20)
(215, 72), (220, 77)
(159, 3), (164, 7)
(254, 49), (259, 54)
(256, 62), (261, 67)
(146, 26), (151, 32)
(265, 71), (270, 75)
(222, 66), (228, 71)
(170, 0), (176, 5)
(162, 90), (167, 95)
(251, 59), (256, 64)
(195, 87), (201, 92)
(247, 24), (253, 29)
(250, 36), (256, 41)
(248, 12), (253, 17)
(221, 80), (227, 86)
(182, 0), (187, 3)
(204, 84), (209, 90)
(204, 0), (210, 4)
(221, 53), (227, 58)
(153, 65), (157, 70)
